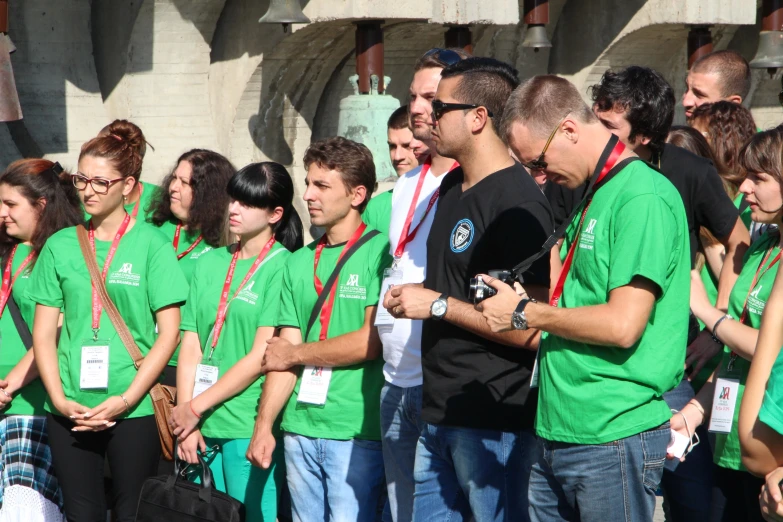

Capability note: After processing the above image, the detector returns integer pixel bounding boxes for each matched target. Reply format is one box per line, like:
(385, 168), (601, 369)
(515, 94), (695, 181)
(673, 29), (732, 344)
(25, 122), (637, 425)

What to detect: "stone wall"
(0, 0), (770, 239)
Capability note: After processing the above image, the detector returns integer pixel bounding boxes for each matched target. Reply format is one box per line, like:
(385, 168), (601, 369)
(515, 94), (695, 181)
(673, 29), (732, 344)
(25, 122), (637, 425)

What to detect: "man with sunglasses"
(543, 66), (751, 521)
(373, 47), (467, 522)
(478, 74), (690, 522)
(385, 57), (552, 522)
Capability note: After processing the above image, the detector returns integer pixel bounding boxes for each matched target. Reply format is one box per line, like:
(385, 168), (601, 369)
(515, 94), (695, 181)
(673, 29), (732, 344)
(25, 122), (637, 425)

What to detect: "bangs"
(226, 163), (273, 209)
(738, 129), (783, 178)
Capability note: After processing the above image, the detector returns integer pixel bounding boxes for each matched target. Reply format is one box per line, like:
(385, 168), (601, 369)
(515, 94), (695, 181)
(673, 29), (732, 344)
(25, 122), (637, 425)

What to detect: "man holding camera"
(480, 75), (690, 522)
(385, 58), (552, 521)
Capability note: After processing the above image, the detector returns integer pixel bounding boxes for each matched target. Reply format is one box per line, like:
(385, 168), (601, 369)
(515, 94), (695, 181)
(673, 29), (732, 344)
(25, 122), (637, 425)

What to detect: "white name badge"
(193, 364), (219, 399)
(708, 377), (740, 434)
(80, 342), (110, 391)
(298, 365), (333, 405)
(530, 351), (540, 388)
(374, 268), (403, 327)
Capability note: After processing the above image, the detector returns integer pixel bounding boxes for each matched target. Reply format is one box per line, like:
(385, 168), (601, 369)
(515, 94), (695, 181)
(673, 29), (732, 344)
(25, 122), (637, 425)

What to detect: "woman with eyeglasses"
(0, 159), (83, 520)
(26, 120), (189, 522)
(168, 162), (303, 522)
(147, 150), (235, 386)
(670, 127), (783, 522)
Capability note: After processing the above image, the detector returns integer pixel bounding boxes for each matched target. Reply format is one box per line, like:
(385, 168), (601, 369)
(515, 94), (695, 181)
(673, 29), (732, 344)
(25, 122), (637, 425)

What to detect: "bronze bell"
(750, 30), (783, 70)
(258, 0), (310, 33)
(522, 25), (552, 51)
(0, 33), (22, 122)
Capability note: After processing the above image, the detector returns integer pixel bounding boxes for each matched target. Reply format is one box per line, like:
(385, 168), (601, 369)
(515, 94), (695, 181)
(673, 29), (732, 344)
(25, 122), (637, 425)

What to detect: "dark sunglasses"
(431, 100), (494, 122)
(423, 48), (463, 68)
(520, 114), (569, 171)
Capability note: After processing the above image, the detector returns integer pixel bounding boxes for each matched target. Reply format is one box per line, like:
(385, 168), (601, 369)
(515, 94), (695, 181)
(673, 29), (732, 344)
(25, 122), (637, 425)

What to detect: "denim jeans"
(660, 379), (715, 522)
(412, 422), (538, 522)
(380, 383), (424, 522)
(283, 433), (385, 522)
(529, 422), (670, 522)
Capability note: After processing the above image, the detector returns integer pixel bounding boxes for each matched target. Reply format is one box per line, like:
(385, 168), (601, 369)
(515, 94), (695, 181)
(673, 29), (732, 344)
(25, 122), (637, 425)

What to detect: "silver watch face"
(432, 299), (447, 318)
(512, 311), (528, 330)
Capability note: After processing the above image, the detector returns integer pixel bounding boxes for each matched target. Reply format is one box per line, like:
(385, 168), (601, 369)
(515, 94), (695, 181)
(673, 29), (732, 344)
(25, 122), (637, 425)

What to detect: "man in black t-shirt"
(546, 66), (751, 522)
(386, 58), (552, 522)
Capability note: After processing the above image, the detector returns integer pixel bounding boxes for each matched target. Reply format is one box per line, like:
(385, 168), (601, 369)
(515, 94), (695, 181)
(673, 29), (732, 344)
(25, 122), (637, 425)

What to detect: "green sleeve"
(257, 262), (285, 328)
(180, 264), (199, 333)
(364, 238), (392, 308)
(25, 242), (63, 308)
(608, 194), (680, 296)
(276, 260), (299, 330)
(146, 235), (189, 312)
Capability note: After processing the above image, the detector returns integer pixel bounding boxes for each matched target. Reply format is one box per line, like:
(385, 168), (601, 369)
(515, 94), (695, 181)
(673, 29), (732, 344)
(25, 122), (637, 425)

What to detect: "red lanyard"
(172, 223), (203, 261)
(211, 237), (276, 349)
(89, 213), (132, 336)
(128, 181), (144, 220)
(0, 246), (35, 318)
(313, 223), (366, 341)
(394, 158), (458, 259)
(550, 141), (626, 307)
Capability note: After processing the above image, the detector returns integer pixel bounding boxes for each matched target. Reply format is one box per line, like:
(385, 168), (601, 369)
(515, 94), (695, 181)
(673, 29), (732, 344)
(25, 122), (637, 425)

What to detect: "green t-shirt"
(277, 228), (391, 440)
(362, 190), (393, 237)
(180, 243), (289, 439)
(735, 193), (752, 232)
(536, 161), (691, 444)
(81, 181), (160, 222)
(26, 222), (189, 418)
(714, 232), (781, 471)
(155, 220), (214, 284)
(760, 336), (783, 437)
(0, 244), (47, 415)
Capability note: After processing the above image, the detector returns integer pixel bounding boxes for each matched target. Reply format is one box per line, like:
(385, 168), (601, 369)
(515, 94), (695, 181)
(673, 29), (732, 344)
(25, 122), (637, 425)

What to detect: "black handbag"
(135, 445), (245, 521)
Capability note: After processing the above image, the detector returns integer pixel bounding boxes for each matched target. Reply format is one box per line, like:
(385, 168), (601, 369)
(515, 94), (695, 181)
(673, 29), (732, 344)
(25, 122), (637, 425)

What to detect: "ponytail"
(275, 204), (304, 251)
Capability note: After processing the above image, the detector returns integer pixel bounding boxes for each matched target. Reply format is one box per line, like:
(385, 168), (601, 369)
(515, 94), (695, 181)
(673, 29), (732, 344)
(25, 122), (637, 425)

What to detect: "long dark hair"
(227, 162), (304, 252)
(0, 159), (84, 263)
(148, 149), (236, 247)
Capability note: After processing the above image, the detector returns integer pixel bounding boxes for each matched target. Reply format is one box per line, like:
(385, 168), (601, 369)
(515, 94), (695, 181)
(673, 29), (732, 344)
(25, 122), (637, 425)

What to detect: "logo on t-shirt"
(191, 246), (212, 260)
(748, 284), (766, 316)
(108, 262), (141, 287)
(339, 274), (366, 300)
(579, 219), (598, 251)
(450, 219), (474, 253)
(236, 280), (259, 305)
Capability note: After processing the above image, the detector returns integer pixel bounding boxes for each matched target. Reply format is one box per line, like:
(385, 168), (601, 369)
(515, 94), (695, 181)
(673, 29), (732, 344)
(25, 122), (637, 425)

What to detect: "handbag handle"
(75, 224), (145, 368)
(167, 440), (216, 503)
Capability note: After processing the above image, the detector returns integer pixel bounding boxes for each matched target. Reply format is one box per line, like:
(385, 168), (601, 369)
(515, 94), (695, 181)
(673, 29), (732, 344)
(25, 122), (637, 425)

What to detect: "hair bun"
(99, 120), (148, 159)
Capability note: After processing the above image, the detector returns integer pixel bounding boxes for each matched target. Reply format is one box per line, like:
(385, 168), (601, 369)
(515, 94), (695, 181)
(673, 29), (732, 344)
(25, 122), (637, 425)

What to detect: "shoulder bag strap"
(304, 229), (381, 339)
(1, 250), (33, 350)
(76, 224), (144, 369)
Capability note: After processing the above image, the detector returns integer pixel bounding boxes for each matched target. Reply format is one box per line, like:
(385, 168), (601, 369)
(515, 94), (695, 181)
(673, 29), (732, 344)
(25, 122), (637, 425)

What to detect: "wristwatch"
(431, 293), (449, 320)
(511, 298), (537, 330)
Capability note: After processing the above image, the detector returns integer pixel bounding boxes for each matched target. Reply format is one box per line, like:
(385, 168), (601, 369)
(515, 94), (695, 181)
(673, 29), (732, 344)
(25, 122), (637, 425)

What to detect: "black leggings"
(47, 413), (161, 522)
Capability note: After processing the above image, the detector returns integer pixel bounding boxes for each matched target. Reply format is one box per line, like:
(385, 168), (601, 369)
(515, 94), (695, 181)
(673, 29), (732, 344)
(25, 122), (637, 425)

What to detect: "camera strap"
(510, 135), (639, 284)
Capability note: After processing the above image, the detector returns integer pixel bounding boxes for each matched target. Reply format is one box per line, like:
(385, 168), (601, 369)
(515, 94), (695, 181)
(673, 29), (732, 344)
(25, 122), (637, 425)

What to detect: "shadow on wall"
(548, 0), (645, 75)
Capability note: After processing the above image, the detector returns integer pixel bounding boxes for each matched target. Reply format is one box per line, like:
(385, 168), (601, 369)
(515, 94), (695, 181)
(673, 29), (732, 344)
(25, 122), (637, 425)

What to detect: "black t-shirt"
(544, 143), (738, 265)
(421, 163), (553, 432)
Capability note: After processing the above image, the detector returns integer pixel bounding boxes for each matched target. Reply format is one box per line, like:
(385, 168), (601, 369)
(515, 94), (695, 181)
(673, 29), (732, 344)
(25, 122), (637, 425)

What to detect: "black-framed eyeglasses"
(423, 48), (463, 68)
(520, 114), (569, 171)
(431, 100), (494, 123)
(71, 173), (125, 195)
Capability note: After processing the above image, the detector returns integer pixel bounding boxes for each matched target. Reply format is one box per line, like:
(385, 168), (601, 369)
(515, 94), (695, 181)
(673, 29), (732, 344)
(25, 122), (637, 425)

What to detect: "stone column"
(687, 26), (712, 69)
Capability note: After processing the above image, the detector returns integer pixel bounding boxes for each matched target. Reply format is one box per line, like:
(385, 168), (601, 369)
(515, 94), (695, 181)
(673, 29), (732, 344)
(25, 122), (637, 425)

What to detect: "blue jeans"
(284, 433), (385, 522)
(412, 422), (538, 522)
(380, 383), (424, 522)
(529, 423), (670, 522)
(660, 379), (715, 522)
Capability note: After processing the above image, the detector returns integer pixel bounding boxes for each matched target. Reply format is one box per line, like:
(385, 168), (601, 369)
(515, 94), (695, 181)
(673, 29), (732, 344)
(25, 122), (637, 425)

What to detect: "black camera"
(469, 269), (515, 304)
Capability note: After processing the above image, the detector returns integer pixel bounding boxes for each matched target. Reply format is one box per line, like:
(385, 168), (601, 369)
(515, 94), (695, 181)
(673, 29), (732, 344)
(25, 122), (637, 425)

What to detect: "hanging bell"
(258, 0), (310, 33)
(750, 31), (783, 70)
(522, 24), (552, 51)
(0, 34), (22, 122)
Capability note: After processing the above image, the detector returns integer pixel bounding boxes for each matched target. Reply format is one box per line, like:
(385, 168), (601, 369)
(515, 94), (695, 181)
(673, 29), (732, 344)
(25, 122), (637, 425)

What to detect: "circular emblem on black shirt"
(450, 219), (474, 253)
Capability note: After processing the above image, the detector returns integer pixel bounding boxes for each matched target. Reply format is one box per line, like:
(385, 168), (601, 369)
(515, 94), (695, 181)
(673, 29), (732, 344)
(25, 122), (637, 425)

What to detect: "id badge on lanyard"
(374, 265), (403, 328)
(80, 339), (110, 392)
(708, 357), (741, 434)
(194, 357), (220, 399)
(298, 366), (333, 406)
